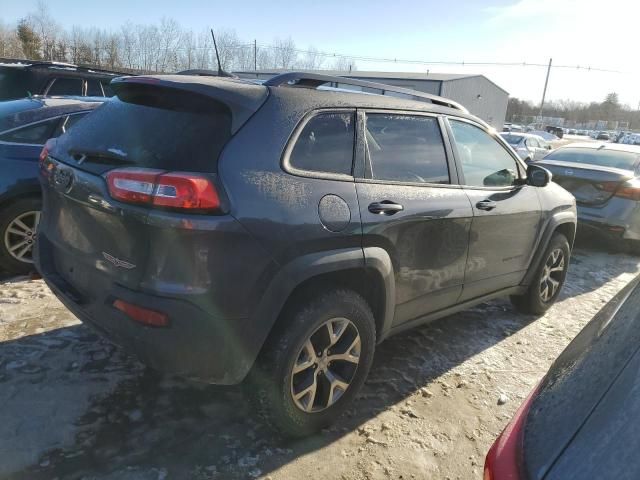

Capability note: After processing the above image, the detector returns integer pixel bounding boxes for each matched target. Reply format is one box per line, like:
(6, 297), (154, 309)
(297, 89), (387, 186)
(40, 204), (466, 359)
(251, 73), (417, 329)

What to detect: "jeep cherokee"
(35, 72), (577, 436)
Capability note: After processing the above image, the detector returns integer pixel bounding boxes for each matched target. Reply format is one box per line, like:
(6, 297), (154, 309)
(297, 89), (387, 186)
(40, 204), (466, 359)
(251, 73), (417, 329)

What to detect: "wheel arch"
(522, 213), (576, 287)
(249, 247), (395, 370)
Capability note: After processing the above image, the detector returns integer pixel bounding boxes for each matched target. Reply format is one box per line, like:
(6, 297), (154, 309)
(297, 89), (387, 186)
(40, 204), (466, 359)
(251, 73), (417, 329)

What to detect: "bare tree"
(0, 21), (24, 58)
(27, 1), (58, 60)
(299, 46), (324, 70)
(273, 37), (297, 69)
(331, 56), (357, 72)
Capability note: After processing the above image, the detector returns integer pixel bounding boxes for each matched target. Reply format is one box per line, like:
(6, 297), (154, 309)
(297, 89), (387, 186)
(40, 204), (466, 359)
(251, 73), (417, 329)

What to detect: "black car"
(0, 96), (103, 273)
(485, 274), (640, 480)
(0, 58), (126, 101)
(36, 72), (577, 436)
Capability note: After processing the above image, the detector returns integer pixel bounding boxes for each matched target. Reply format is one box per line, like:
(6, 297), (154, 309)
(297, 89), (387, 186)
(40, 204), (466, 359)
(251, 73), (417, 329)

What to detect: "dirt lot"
(1, 238), (638, 480)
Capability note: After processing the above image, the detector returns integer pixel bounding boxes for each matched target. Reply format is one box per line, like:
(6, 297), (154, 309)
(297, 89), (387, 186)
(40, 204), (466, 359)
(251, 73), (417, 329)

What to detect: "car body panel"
(521, 276), (640, 479)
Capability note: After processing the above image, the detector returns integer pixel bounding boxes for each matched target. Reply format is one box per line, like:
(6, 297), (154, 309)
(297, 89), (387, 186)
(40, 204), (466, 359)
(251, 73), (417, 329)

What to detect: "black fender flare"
(246, 247), (396, 374)
(522, 211), (576, 287)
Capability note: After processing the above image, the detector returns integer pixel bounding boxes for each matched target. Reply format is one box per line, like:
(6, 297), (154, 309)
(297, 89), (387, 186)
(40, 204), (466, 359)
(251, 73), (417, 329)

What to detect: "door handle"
(368, 201), (404, 215)
(476, 200), (497, 211)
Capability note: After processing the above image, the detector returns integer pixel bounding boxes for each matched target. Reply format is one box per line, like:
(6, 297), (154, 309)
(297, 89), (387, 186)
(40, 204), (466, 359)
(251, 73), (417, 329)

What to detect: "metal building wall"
(440, 77), (508, 129)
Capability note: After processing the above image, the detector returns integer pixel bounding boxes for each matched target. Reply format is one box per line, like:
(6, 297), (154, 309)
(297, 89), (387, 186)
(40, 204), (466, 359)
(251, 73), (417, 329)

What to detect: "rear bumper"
(577, 199), (640, 241)
(35, 235), (255, 385)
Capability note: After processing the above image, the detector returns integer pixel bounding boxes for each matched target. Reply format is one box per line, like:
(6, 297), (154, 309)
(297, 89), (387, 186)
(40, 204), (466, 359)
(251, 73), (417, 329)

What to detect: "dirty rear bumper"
(35, 234), (254, 385)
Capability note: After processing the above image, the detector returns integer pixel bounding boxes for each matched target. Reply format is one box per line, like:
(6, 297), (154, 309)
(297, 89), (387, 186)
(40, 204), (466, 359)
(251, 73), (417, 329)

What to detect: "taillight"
(600, 179), (640, 201)
(113, 299), (169, 327)
(484, 383), (541, 480)
(105, 168), (221, 212)
(39, 138), (56, 166)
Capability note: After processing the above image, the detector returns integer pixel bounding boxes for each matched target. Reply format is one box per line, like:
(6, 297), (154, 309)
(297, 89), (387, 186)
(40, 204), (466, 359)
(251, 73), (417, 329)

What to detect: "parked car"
(596, 132), (610, 141)
(0, 96), (103, 273)
(545, 125), (564, 139)
(35, 72), (577, 436)
(485, 273), (640, 480)
(499, 132), (551, 162)
(537, 142), (640, 252)
(568, 129), (576, 135)
(0, 58), (126, 101)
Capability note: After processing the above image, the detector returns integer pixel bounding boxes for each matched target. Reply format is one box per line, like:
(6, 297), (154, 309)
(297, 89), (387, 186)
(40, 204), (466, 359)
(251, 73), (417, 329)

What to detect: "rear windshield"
(53, 85), (232, 174)
(501, 134), (524, 145)
(545, 147), (639, 171)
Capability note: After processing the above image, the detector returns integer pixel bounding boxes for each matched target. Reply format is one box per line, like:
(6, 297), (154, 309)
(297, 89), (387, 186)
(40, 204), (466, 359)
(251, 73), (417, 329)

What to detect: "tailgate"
(39, 157), (151, 293)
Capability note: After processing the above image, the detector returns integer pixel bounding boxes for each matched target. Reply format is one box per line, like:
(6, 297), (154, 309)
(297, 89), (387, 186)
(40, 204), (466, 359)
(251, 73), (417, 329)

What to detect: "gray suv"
(35, 72), (577, 436)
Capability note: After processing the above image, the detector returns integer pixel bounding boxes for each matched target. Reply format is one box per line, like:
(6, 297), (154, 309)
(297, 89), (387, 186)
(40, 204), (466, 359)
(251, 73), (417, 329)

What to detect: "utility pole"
(538, 57), (552, 127)
(254, 39), (257, 71)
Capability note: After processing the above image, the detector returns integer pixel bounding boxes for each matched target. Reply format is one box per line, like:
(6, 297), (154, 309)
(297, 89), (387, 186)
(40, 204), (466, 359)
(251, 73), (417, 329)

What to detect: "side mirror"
(527, 164), (552, 187)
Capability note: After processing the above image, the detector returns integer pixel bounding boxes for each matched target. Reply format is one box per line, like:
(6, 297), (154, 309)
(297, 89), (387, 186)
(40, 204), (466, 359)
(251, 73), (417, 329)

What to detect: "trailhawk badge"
(102, 252), (136, 269)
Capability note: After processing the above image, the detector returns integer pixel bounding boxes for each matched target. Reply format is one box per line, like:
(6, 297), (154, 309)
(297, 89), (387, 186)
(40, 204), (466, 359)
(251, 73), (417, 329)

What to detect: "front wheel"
(0, 197), (42, 275)
(248, 289), (376, 437)
(511, 232), (570, 315)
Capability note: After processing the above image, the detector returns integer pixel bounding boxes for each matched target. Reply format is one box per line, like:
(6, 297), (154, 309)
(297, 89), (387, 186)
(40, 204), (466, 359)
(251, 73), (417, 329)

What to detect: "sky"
(3, 0), (640, 106)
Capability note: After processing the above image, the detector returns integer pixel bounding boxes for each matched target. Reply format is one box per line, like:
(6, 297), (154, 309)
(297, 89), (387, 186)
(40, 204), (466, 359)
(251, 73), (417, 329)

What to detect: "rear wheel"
(511, 232), (570, 315)
(0, 197), (42, 275)
(248, 289), (376, 437)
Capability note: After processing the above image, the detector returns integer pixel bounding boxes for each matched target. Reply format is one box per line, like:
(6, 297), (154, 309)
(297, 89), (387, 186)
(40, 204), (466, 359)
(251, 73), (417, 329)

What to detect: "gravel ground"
(1, 238), (638, 480)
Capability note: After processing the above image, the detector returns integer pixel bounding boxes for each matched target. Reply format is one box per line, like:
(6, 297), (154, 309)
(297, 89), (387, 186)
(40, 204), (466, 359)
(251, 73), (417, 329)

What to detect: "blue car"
(0, 96), (103, 273)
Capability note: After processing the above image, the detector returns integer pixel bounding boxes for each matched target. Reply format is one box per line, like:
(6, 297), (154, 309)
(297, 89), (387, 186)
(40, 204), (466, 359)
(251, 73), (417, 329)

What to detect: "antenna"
(208, 29), (236, 78)
(210, 29), (223, 76)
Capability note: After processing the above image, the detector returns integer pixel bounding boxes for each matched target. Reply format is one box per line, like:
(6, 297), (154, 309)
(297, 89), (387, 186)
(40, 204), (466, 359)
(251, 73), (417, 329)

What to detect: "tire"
(0, 197), (42, 275)
(247, 288), (376, 437)
(510, 232), (570, 315)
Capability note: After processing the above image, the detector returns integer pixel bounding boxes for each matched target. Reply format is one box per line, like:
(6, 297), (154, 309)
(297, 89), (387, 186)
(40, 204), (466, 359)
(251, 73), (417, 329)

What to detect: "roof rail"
(263, 71), (468, 112)
(0, 58), (132, 76)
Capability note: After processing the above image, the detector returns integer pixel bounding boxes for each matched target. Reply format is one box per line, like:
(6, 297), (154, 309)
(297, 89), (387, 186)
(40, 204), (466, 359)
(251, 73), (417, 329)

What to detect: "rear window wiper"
(68, 148), (135, 166)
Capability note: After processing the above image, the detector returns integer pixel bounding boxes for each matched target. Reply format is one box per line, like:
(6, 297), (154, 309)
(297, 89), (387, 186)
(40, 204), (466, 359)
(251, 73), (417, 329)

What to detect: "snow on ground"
(0, 238), (638, 480)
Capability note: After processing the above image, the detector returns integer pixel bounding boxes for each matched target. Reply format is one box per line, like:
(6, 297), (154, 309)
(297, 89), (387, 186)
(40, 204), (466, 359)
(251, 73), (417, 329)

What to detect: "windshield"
(545, 147), (639, 170)
(501, 134), (524, 145)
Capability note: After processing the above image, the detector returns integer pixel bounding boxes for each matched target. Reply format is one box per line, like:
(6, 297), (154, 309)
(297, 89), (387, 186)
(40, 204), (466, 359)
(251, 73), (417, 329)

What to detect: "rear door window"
(0, 118), (60, 144)
(288, 112), (355, 176)
(364, 113), (449, 184)
(47, 77), (83, 96)
(53, 87), (232, 175)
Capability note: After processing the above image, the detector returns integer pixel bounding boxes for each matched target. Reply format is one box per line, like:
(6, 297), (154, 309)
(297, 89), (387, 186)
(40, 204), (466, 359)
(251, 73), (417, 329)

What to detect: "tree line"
(0, 2), (357, 74)
(507, 92), (640, 129)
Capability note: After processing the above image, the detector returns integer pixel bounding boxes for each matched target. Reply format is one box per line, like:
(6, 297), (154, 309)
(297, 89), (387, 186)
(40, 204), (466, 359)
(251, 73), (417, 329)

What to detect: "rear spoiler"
(111, 75), (268, 134)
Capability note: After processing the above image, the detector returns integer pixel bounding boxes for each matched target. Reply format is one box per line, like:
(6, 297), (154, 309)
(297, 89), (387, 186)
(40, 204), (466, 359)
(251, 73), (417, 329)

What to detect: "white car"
(499, 132), (552, 162)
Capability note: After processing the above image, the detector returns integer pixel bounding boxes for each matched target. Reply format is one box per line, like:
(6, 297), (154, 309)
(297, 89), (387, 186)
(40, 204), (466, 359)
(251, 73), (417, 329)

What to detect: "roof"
(0, 96), (104, 132)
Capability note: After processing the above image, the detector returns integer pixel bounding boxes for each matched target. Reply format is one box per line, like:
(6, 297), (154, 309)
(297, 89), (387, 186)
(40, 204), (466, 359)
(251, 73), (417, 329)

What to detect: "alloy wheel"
(539, 248), (565, 302)
(3, 211), (41, 264)
(290, 317), (361, 413)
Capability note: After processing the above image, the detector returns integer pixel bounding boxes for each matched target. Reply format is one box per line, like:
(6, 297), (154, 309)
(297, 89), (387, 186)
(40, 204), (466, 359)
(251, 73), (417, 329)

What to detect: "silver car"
(537, 142), (640, 251)
(500, 132), (551, 162)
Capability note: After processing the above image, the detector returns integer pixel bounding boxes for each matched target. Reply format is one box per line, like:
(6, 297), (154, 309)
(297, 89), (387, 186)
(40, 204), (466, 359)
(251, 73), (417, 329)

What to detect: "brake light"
(105, 168), (221, 211)
(39, 138), (56, 166)
(113, 299), (169, 327)
(484, 383), (541, 480)
(600, 179), (640, 201)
